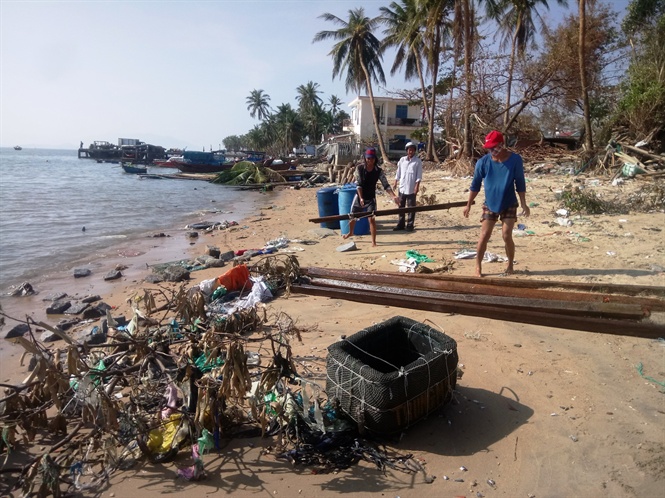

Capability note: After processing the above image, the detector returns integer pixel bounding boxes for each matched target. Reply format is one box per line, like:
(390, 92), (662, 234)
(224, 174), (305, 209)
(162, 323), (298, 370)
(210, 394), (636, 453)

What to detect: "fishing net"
(326, 316), (458, 434)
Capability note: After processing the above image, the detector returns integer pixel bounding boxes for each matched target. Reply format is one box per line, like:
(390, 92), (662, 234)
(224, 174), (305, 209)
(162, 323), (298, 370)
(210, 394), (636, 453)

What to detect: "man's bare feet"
(504, 266), (514, 275)
(372, 242), (377, 247)
(475, 266), (483, 277)
(342, 233), (351, 240)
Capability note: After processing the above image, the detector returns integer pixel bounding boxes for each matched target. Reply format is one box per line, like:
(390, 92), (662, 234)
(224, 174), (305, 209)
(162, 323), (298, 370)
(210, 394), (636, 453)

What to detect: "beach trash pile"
(0, 256), (432, 495)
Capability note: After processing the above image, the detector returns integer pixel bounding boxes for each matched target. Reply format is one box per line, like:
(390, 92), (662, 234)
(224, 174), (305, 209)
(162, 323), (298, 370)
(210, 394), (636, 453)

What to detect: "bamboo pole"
(308, 200), (470, 224)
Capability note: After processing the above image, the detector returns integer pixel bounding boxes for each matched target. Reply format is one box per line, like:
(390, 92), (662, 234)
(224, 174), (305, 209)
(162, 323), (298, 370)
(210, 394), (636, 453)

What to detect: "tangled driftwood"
(0, 255), (426, 495)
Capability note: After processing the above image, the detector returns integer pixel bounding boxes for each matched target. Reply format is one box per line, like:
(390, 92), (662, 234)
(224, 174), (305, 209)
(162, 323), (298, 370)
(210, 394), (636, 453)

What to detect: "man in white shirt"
(393, 142), (423, 232)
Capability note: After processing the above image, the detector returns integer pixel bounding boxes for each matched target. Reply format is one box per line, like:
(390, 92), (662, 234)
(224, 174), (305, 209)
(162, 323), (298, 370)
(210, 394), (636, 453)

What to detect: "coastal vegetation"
(223, 0), (663, 165)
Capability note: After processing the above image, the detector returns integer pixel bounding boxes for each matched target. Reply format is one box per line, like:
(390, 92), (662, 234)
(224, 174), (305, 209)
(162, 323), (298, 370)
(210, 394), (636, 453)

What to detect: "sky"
(1, 0), (631, 150)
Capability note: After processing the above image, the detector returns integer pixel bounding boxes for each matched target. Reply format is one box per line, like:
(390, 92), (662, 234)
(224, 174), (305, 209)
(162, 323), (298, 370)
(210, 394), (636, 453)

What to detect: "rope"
(636, 362), (665, 391)
(326, 321), (457, 431)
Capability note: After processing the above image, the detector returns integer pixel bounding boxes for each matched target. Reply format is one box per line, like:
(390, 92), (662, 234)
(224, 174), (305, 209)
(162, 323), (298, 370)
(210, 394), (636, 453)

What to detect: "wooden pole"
(292, 283), (665, 339)
(309, 200), (470, 224)
(307, 277), (648, 320)
(618, 143), (665, 163)
(302, 267), (665, 311)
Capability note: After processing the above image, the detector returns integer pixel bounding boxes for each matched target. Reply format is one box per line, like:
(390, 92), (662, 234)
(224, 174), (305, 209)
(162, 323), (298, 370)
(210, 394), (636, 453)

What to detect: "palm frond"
(211, 161), (285, 185)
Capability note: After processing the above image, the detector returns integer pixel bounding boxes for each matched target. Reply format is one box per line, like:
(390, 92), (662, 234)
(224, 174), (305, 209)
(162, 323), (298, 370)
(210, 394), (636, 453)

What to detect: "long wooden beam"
(291, 283), (665, 339)
(420, 273), (665, 298)
(308, 200), (470, 224)
(301, 267), (665, 311)
(307, 277), (648, 320)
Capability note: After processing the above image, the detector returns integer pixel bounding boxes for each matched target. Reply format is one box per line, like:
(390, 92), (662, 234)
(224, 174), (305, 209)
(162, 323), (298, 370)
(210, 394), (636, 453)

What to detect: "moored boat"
(14, 145), (22, 150)
(264, 158), (298, 171)
(121, 163), (148, 174)
(173, 151), (232, 174)
(175, 162), (233, 174)
(152, 156), (184, 168)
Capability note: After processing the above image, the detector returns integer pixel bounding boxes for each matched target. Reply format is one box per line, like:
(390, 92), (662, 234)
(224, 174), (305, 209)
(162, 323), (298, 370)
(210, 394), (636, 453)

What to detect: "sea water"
(0, 148), (257, 291)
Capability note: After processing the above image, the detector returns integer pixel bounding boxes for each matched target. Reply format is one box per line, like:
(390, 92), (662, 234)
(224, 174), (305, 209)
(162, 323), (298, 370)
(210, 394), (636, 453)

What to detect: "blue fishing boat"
(121, 163), (148, 174)
(173, 150), (232, 173)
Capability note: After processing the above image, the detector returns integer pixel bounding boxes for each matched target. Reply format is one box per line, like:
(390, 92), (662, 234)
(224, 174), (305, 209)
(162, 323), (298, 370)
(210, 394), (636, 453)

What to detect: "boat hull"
(175, 163), (233, 174)
(152, 159), (179, 168)
(122, 164), (148, 174)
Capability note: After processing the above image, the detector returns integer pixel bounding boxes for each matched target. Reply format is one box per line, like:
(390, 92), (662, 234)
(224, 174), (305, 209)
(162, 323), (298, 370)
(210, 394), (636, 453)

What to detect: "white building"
(345, 96), (425, 157)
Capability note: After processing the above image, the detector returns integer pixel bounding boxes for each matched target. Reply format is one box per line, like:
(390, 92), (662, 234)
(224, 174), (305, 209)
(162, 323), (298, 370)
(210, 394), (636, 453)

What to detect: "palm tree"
(296, 81), (324, 142)
(246, 89), (272, 121)
(492, 0), (568, 128)
(328, 95), (343, 116)
(380, 0), (440, 162)
(274, 104), (304, 156)
(327, 95), (345, 135)
(421, 0), (456, 158)
(313, 8), (390, 163)
(296, 81), (323, 114)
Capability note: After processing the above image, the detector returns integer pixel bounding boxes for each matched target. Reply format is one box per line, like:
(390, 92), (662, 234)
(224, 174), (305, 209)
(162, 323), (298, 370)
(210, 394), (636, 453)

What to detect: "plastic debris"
(336, 241), (357, 252)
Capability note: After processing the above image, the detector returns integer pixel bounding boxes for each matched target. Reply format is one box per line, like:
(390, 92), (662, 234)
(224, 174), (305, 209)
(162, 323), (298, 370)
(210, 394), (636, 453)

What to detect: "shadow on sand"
(385, 385), (533, 457)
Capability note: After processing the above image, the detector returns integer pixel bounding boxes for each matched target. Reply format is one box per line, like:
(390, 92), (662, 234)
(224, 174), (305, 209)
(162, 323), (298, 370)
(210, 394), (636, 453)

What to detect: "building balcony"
(387, 117), (425, 127)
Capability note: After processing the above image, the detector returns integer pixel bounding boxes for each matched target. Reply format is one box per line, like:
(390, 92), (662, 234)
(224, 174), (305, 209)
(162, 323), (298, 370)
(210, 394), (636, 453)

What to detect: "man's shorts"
(350, 197), (377, 216)
(481, 203), (518, 222)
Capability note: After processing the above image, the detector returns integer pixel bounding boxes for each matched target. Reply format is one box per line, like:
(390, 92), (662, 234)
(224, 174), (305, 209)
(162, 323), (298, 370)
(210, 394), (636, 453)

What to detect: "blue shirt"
(470, 152), (526, 213)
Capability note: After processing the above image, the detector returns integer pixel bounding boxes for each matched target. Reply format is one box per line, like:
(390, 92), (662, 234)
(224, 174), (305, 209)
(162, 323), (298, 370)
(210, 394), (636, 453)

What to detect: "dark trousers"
(397, 193), (417, 228)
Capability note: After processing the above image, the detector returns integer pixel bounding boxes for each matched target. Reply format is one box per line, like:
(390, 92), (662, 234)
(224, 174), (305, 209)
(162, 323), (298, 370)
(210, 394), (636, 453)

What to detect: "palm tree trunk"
(427, 29), (441, 163)
(361, 60), (390, 163)
(503, 28), (519, 129)
(578, 0), (594, 151)
(462, 0), (473, 157)
(447, 56), (457, 158)
(414, 50), (439, 162)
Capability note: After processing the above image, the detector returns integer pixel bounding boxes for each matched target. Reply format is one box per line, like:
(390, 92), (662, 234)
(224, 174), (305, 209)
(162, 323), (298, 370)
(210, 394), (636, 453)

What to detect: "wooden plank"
(618, 143), (665, 163)
(308, 200), (470, 223)
(292, 284), (665, 339)
(409, 272), (663, 298)
(301, 267), (665, 311)
(308, 277), (648, 320)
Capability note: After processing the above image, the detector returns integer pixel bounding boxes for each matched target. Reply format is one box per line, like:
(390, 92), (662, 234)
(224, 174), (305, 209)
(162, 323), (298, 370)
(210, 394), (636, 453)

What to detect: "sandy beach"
(1, 162), (664, 498)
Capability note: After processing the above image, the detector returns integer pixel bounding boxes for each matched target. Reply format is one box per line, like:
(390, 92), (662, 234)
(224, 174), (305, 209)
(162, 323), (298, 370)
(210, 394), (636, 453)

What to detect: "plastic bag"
(216, 265), (252, 292)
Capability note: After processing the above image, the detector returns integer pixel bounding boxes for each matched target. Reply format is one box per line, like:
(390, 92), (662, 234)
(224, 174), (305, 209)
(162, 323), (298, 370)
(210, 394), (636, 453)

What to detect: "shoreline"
(1, 168), (664, 497)
(0, 184), (283, 361)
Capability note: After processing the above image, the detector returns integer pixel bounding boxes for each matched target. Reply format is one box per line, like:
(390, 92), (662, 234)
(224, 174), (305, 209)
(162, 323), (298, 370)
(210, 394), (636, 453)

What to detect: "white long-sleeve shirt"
(395, 155), (423, 195)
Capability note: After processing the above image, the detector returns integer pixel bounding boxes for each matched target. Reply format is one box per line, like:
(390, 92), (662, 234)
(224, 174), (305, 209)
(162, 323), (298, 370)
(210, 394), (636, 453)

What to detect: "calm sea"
(0, 148), (258, 291)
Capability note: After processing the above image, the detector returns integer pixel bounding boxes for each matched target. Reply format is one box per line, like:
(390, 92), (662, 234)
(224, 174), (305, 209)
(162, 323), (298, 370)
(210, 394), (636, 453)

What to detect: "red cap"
(364, 147), (377, 158)
(483, 130), (504, 149)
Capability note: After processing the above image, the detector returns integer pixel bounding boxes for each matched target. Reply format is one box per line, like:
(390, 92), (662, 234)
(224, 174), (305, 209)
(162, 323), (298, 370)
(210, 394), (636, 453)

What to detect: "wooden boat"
(174, 162), (233, 174)
(264, 159), (298, 171)
(14, 145), (22, 150)
(173, 150), (232, 174)
(122, 163), (148, 174)
(244, 150), (266, 163)
(152, 158), (180, 168)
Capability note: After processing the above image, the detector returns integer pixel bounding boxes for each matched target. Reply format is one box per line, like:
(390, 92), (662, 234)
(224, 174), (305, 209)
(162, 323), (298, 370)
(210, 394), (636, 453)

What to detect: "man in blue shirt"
(463, 130), (530, 277)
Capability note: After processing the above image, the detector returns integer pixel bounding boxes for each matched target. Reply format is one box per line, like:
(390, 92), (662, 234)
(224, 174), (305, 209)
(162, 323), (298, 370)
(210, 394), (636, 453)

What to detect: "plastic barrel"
(338, 184), (370, 236)
(316, 187), (340, 229)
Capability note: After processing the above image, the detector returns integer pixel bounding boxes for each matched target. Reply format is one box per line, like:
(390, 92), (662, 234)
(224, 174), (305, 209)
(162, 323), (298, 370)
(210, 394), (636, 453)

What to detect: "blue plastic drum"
(338, 184), (370, 236)
(316, 187), (340, 229)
